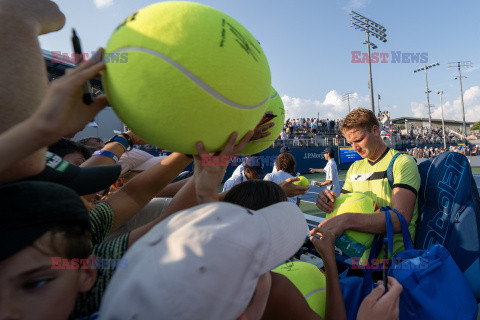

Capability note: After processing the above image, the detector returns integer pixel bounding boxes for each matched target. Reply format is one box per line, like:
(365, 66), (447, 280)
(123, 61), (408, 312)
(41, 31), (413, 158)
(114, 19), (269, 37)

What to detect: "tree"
(471, 121), (480, 131)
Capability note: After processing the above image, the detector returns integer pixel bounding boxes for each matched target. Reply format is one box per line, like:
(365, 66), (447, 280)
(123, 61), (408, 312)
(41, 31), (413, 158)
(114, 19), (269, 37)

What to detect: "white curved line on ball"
(334, 196), (367, 211)
(305, 288), (326, 300)
(111, 47), (269, 110)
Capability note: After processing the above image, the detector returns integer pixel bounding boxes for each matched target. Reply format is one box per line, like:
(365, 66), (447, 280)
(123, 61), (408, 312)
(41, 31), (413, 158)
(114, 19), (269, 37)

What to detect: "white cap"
(100, 201), (307, 320)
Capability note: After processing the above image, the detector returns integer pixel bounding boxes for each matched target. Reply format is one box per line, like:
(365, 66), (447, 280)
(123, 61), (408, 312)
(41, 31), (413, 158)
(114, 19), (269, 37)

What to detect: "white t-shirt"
(264, 171), (300, 205)
(229, 163), (245, 180)
(324, 159), (341, 196)
(223, 172), (247, 192)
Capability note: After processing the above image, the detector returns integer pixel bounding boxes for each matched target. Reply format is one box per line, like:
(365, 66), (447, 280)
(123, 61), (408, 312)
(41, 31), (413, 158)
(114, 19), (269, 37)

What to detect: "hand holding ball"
(326, 193), (379, 248)
(293, 176), (309, 187)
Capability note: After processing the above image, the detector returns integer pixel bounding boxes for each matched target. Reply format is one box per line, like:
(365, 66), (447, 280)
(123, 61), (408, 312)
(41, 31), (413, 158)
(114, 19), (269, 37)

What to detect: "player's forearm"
(342, 210), (408, 234)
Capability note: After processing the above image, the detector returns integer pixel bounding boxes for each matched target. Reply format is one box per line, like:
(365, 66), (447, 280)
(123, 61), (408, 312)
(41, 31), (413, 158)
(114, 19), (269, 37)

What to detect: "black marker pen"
(72, 28), (93, 105)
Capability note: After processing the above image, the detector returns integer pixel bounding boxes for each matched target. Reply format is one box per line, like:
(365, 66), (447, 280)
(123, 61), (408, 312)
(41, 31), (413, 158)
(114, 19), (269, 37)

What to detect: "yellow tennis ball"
(293, 176), (309, 187)
(103, 1), (271, 154)
(273, 261), (326, 318)
(326, 193), (379, 248)
(241, 87), (285, 154)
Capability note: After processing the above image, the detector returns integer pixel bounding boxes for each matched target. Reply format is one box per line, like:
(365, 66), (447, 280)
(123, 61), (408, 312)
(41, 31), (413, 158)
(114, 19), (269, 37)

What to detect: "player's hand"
(0, 0), (65, 35)
(28, 49), (108, 144)
(315, 189), (336, 213)
(309, 168), (316, 173)
(279, 177), (309, 197)
(357, 277), (402, 320)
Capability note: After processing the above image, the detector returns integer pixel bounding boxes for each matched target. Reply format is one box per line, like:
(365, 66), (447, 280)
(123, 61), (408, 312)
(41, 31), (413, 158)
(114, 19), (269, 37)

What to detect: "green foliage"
(471, 121), (480, 131)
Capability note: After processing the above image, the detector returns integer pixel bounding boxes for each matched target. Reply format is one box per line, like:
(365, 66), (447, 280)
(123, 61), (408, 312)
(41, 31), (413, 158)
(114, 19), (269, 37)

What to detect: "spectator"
(48, 138), (92, 165)
(222, 155), (265, 192)
(264, 153), (300, 205)
(78, 136), (105, 151)
(310, 147), (341, 196)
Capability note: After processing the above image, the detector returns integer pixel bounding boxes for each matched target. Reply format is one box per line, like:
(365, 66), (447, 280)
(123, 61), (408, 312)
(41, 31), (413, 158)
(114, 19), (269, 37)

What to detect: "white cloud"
(281, 90), (370, 120)
(412, 86), (480, 123)
(410, 101), (426, 118)
(343, 0), (371, 10)
(94, 0), (114, 9)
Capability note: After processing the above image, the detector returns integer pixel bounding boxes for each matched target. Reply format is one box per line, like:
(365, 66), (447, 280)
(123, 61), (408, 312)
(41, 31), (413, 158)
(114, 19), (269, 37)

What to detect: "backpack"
(387, 151), (480, 302)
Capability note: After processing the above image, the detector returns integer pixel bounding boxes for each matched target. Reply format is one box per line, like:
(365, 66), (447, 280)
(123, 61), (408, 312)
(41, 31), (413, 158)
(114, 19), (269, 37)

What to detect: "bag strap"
(386, 152), (403, 189)
(382, 206), (414, 251)
(359, 233), (385, 295)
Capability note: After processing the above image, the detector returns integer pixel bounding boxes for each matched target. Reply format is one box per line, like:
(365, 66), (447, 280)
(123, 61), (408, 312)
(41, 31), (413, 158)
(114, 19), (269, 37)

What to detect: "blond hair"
(340, 108), (379, 133)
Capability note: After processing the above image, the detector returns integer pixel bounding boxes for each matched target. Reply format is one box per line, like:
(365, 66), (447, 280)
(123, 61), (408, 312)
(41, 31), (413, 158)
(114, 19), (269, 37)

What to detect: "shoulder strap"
(386, 152), (403, 189)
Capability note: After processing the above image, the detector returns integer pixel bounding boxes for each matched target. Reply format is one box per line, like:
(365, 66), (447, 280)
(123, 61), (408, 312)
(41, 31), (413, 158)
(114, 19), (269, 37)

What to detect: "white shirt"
(271, 160), (278, 173)
(229, 163), (245, 180)
(324, 159), (341, 196)
(264, 171), (300, 204)
(223, 172), (247, 192)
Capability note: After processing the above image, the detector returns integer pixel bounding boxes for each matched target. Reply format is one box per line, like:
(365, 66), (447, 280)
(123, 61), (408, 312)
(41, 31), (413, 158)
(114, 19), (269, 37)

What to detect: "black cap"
(280, 146), (291, 153)
(27, 152), (121, 195)
(245, 156), (265, 179)
(0, 181), (90, 261)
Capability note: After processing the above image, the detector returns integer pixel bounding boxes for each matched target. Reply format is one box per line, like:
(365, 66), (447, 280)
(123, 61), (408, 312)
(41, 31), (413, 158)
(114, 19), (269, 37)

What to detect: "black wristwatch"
(105, 134), (133, 151)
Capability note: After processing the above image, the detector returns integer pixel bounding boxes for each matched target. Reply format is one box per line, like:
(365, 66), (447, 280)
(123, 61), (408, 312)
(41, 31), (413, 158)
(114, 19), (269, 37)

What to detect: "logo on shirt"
(350, 172), (374, 181)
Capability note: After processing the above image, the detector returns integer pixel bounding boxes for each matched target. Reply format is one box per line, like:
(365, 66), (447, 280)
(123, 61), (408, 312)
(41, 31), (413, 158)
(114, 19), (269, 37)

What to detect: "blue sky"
(40, 0), (480, 123)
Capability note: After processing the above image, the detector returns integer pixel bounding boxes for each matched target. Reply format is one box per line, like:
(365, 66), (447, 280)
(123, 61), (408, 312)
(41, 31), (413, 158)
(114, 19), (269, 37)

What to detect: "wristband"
(105, 135), (130, 151)
(119, 132), (134, 150)
(92, 150), (119, 163)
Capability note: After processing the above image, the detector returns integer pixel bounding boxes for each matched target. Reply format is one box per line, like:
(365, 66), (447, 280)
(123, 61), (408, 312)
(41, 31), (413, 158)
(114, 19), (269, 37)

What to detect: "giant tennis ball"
(326, 192), (379, 248)
(241, 87), (285, 154)
(103, 1), (271, 154)
(293, 176), (309, 187)
(273, 261), (326, 318)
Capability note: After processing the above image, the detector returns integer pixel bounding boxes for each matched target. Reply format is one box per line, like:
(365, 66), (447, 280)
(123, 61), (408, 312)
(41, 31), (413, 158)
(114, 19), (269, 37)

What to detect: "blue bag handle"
(382, 206), (414, 252)
(359, 233), (385, 296)
(348, 207), (415, 301)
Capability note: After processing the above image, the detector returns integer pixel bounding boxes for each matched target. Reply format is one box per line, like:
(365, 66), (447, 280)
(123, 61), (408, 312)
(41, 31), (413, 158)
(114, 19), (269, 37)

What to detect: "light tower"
(350, 11), (387, 115)
(414, 62), (440, 129)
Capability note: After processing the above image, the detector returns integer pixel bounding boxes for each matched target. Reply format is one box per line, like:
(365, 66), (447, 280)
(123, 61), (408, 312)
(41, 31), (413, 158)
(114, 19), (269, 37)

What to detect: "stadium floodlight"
(437, 91), (447, 149)
(342, 93), (355, 113)
(413, 62), (440, 128)
(450, 62), (472, 132)
(350, 11), (388, 115)
(448, 61), (472, 139)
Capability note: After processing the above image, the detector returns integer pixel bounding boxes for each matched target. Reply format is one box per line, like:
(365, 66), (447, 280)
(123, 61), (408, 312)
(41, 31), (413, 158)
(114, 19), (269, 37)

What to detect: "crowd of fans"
(406, 145), (480, 158)
(278, 116), (480, 156)
(284, 118), (342, 135)
(0, 1), (405, 319)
